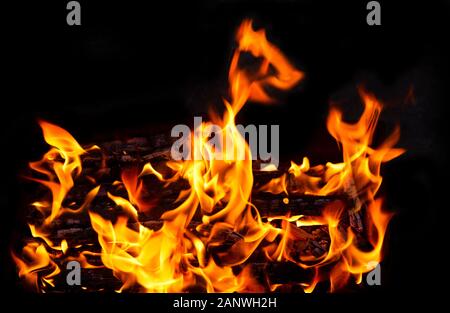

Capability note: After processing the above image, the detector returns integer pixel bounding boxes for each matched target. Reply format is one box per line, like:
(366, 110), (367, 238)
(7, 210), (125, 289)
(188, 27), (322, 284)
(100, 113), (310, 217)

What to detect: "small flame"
(121, 167), (156, 213)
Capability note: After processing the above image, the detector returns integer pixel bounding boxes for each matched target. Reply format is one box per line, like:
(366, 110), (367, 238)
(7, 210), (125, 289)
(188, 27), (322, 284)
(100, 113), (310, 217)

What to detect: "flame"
(121, 167), (156, 213)
(13, 121), (99, 289)
(11, 242), (60, 290)
(83, 19), (301, 292)
(229, 19), (303, 111)
(262, 90), (404, 199)
(260, 89), (404, 291)
(13, 19), (403, 293)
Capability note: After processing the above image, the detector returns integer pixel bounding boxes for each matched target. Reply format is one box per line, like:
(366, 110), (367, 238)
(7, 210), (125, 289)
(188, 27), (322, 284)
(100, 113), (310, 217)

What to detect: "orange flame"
(13, 121), (99, 289)
(260, 89), (404, 291)
(121, 167), (156, 213)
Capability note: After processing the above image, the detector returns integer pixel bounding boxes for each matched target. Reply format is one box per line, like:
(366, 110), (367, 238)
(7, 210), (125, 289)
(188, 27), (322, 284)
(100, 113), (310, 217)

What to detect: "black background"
(2, 0), (449, 310)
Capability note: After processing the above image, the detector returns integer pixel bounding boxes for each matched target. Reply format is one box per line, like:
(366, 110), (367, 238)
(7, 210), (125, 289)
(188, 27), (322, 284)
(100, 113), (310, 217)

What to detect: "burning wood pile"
(11, 19), (404, 293)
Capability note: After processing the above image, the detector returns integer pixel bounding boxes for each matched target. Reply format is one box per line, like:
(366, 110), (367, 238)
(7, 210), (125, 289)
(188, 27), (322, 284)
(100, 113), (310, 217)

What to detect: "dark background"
(2, 0), (449, 310)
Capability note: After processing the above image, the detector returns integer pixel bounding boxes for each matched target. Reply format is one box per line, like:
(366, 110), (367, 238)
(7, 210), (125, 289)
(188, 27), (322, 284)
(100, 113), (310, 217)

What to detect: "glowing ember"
(12, 19), (404, 293)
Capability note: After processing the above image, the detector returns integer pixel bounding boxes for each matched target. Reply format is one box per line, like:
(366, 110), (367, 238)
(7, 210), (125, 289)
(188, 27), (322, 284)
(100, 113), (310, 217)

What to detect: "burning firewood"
(12, 19), (402, 294)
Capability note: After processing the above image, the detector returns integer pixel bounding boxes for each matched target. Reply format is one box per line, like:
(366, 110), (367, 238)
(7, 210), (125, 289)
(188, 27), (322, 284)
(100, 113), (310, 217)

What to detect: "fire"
(13, 19), (403, 293)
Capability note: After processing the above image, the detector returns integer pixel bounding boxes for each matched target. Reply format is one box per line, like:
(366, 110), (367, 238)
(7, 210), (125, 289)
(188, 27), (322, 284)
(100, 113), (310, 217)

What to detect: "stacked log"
(18, 134), (364, 292)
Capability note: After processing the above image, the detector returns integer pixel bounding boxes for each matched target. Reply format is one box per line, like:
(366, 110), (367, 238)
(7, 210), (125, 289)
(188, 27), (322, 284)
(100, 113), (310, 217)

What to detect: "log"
(45, 260), (325, 293)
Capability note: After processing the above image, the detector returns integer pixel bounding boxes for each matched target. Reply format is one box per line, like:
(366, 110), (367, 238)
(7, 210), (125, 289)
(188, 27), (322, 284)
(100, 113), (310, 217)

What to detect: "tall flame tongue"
(13, 19), (403, 293)
(89, 19), (303, 292)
